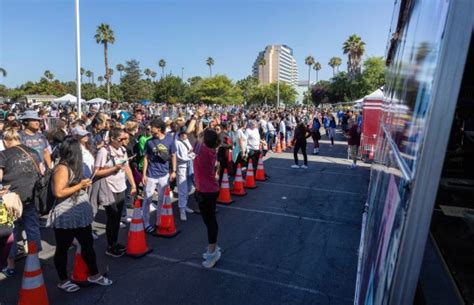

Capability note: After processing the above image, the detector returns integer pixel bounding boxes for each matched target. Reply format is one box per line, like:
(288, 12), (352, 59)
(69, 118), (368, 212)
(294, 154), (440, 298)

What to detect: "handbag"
(15, 146), (54, 216)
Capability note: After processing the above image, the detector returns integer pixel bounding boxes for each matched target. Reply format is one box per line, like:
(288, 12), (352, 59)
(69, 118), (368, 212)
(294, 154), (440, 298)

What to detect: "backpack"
(15, 146), (55, 216)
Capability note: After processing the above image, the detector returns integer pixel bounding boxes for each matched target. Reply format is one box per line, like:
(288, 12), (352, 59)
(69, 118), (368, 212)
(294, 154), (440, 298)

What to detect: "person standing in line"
(0, 128), (41, 277)
(19, 110), (52, 170)
(48, 137), (113, 292)
(266, 118), (276, 152)
(292, 120), (311, 169)
(193, 123), (221, 268)
(346, 118), (361, 169)
(93, 128), (137, 257)
(175, 127), (195, 221)
(279, 116), (286, 147)
(245, 120), (265, 169)
(141, 119), (177, 233)
(236, 121), (248, 169)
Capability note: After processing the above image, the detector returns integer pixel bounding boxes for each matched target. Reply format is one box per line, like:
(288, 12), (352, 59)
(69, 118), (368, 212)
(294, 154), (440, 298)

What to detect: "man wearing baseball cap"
(19, 110), (52, 170)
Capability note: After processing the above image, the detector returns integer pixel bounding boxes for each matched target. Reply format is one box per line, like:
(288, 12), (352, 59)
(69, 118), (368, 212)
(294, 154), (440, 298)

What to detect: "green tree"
(97, 76), (104, 86)
(305, 56), (315, 104)
(0, 68), (7, 77)
(236, 75), (259, 103)
(120, 59), (149, 102)
(44, 70), (54, 81)
(150, 71), (157, 81)
(192, 75), (242, 105)
(116, 64), (124, 78)
(258, 57), (266, 84)
(362, 56), (385, 91)
(158, 59), (166, 77)
(343, 34), (365, 77)
(154, 75), (188, 104)
(108, 68), (114, 83)
(206, 57), (215, 77)
(313, 62), (321, 83)
(95, 23), (115, 100)
(144, 68), (152, 80)
(85, 70), (94, 84)
(80, 67), (85, 83)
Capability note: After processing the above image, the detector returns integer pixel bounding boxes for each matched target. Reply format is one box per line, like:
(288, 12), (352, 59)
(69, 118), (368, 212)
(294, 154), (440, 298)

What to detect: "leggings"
(293, 141), (308, 166)
(197, 192), (219, 244)
(104, 191), (125, 248)
(54, 225), (98, 281)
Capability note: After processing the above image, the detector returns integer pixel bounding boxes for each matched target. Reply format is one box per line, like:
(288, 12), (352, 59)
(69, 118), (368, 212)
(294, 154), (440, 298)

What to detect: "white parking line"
(259, 181), (364, 196)
(147, 253), (353, 302)
(218, 205), (359, 227)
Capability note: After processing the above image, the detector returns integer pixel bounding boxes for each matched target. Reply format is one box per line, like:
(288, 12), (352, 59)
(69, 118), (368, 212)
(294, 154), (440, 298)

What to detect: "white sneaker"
(301, 165), (308, 169)
(119, 222), (127, 228)
(291, 164), (300, 169)
(202, 249), (221, 268)
(202, 246), (222, 259)
(180, 210), (187, 221)
(185, 207), (194, 214)
(188, 185), (196, 195)
(150, 202), (157, 212)
(121, 216), (132, 223)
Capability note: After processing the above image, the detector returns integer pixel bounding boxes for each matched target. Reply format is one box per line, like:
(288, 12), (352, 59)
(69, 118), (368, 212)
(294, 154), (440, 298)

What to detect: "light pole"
(74, 0), (82, 115)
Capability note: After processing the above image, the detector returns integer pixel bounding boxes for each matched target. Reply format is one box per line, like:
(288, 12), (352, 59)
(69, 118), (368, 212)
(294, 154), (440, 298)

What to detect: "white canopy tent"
(85, 97), (111, 105)
(53, 94), (85, 104)
(364, 88), (384, 101)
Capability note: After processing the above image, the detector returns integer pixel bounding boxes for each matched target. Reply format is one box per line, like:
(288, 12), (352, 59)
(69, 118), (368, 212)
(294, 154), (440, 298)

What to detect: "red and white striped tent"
(360, 89), (384, 161)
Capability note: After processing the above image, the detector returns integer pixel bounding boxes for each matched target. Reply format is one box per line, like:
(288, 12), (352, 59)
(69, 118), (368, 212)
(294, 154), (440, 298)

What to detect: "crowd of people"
(0, 102), (362, 293)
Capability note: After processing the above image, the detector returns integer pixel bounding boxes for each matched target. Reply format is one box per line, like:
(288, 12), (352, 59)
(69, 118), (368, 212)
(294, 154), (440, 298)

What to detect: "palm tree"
(343, 34), (365, 77)
(206, 57), (215, 77)
(116, 64), (124, 78)
(0, 68), (6, 77)
(150, 71), (157, 81)
(144, 68), (152, 80)
(158, 59), (166, 77)
(305, 55), (315, 86)
(313, 62), (321, 83)
(44, 70), (54, 81)
(258, 57), (266, 84)
(108, 68), (113, 82)
(80, 67), (85, 82)
(95, 23), (115, 100)
(328, 57), (342, 77)
(85, 70), (92, 83)
(98, 76), (104, 86)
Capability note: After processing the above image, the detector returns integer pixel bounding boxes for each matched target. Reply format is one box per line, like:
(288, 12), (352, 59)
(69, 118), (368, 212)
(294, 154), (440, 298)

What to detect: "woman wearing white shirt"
(245, 120), (265, 170)
(174, 127), (195, 221)
(236, 121), (248, 169)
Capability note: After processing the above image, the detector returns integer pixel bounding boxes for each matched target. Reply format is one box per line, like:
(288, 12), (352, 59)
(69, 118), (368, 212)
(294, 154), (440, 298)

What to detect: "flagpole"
(75, 0), (82, 116)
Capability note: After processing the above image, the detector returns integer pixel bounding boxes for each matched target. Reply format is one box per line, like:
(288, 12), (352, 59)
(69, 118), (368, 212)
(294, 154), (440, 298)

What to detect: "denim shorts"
(9, 206), (42, 258)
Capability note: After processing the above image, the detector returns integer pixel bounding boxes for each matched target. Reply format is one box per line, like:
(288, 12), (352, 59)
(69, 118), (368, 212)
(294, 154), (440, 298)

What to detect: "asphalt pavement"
(0, 130), (370, 305)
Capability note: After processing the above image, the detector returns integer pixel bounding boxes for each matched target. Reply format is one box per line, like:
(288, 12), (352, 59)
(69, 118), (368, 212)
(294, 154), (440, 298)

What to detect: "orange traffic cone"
(244, 159), (257, 189)
(231, 164), (247, 196)
(255, 154), (267, 181)
(227, 149), (233, 174)
(217, 169), (234, 205)
(71, 244), (90, 286)
(275, 137), (282, 153)
(281, 137), (287, 151)
(154, 186), (180, 238)
(18, 241), (49, 305)
(127, 198), (153, 257)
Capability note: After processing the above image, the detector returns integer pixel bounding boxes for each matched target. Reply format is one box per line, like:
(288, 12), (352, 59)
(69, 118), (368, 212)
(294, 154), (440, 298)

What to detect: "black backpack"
(15, 146), (55, 216)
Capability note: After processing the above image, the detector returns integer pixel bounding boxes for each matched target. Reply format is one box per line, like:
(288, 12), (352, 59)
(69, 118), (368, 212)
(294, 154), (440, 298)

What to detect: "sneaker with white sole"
(291, 164), (300, 169)
(202, 246), (222, 259)
(119, 222), (127, 229)
(202, 249), (221, 268)
(185, 207), (194, 214)
(301, 165), (308, 169)
(180, 210), (187, 221)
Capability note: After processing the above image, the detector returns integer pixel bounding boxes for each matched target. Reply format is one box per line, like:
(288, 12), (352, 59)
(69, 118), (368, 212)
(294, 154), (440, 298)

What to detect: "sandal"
(57, 280), (80, 293)
(88, 275), (113, 286)
(1, 267), (15, 278)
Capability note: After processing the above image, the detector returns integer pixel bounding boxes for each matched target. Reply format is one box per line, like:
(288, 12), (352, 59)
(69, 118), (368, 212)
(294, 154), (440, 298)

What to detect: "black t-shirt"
(0, 145), (40, 205)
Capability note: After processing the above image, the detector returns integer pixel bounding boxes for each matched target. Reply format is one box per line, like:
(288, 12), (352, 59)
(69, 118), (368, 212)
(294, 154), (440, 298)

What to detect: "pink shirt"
(193, 142), (219, 193)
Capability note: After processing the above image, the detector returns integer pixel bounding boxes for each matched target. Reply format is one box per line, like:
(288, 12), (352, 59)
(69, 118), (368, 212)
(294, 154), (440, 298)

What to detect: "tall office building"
(252, 45), (298, 87)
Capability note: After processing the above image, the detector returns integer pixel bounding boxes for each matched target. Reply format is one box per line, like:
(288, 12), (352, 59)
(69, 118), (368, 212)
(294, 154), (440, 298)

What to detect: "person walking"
(311, 115), (322, 155)
(328, 114), (337, 146)
(292, 121), (311, 169)
(48, 137), (113, 292)
(346, 118), (361, 169)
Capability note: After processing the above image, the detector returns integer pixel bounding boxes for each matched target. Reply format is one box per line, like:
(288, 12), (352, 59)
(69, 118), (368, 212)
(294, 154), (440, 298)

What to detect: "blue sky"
(0, 0), (394, 88)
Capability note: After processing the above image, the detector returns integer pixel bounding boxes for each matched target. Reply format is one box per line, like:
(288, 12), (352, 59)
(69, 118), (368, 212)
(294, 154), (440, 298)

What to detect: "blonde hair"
(3, 128), (21, 142)
(124, 120), (138, 133)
